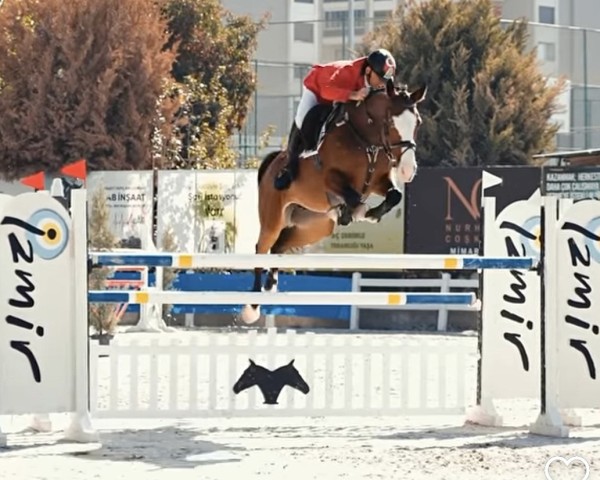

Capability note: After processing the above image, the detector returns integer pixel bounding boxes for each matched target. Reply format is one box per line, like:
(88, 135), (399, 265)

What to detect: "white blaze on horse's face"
(391, 108), (418, 185)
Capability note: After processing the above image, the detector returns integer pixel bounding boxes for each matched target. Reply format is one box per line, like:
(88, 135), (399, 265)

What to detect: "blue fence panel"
(105, 270), (352, 322)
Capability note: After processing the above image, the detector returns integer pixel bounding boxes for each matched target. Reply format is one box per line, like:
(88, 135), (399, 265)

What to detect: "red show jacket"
(303, 57), (367, 103)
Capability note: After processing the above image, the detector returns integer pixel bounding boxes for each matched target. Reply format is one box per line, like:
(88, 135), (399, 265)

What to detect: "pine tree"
(363, 0), (566, 166)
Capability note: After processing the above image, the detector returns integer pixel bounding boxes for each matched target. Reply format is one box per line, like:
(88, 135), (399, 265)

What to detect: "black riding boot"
(274, 123), (303, 190)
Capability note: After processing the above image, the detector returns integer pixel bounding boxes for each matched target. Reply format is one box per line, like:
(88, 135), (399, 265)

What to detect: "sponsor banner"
(232, 170), (259, 254)
(481, 190), (541, 399)
(87, 170), (154, 249)
(0, 193), (75, 414)
(156, 169), (258, 254)
(405, 166), (541, 254)
(542, 165), (600, 200)
(309, 190), (405, 254)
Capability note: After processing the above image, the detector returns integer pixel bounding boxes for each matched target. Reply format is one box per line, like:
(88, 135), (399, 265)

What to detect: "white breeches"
(294, 86), (319, 129)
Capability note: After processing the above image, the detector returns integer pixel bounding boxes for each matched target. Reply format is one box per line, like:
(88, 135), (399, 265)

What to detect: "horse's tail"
(257, 150), (282, 184)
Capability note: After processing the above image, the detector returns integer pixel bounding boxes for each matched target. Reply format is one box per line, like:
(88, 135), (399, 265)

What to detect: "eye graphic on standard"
(544, 456), (590, 480)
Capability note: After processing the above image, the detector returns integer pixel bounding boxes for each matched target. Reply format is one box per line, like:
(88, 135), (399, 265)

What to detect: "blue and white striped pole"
(88, 290), (478, 307)
(89, 252), (536, 271)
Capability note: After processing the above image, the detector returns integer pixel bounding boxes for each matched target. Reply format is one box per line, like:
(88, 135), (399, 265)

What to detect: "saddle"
(299, 102), (346, 158)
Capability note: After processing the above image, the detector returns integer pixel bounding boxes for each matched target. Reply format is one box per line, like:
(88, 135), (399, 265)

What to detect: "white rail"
(89, 252), (537, 271)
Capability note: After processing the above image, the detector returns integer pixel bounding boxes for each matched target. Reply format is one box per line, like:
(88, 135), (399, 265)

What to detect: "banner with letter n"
(404, 166), (540, 255)
(0, 192), (75, 414)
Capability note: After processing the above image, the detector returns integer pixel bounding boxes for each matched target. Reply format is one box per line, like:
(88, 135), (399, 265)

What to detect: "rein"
(343, 91), (417, 195)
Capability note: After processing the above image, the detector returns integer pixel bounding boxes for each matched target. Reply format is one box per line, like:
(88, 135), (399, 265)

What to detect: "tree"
(87, 184), (120, 338)
(159, 227), (178, 322)
(363, 0), (566, 166)
(160, 0), (266, 168)
(0, 0), (177, 179)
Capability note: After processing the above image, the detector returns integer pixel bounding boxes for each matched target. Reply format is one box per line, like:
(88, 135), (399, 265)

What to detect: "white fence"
(90, 329), (470, 418)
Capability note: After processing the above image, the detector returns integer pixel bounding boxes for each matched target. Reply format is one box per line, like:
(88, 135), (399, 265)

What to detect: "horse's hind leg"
(264, 213), (336, 294)
(253, 214), (336, 320)
(271, 214), (337, 253)
(240, 221), (285, 324)
(262, 222), (310, 291)
(264, 229), (299, 292)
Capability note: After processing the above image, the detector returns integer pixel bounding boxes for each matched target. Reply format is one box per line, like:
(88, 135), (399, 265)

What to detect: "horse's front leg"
(365, 178), (403, 223)
(324, 170), (368, 225)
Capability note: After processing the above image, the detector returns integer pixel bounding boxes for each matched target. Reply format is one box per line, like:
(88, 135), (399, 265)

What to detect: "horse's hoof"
(363, 214), (380, 224)
(352, 203), (368, 221)
(240, 304), (261, 324)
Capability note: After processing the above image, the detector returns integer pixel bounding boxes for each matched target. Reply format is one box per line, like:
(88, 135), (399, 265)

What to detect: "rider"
(274, 48), (397, 191)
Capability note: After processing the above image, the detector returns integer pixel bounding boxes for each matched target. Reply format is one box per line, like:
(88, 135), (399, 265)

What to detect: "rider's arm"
(318, 66), (362, 102)
(319, 82), (354, 102)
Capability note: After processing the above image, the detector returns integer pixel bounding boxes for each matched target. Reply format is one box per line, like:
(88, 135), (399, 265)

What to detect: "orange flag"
(20, 171), (45, 190)
(60, 159), (87, 181)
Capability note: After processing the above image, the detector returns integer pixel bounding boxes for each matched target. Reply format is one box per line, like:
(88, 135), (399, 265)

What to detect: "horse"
(232, 359), (310, 404)
(240, 84), (427, 323)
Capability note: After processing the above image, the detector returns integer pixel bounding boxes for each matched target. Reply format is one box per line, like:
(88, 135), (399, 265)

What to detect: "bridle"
(343, 88), (418, 195)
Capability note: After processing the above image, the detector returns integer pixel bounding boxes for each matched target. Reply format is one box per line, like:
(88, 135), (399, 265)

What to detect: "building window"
(294, 0), (314, 3)
(538, 6), (555, 24)
(294, 23), (314, 43)
(538, 42), (556, 61)
(325, 10), (347, 31)
(324, 9), (366, 36)
(374, 10), (392, 25)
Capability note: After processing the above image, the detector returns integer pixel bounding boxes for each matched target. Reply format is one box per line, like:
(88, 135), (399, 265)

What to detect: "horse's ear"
(287, 359), (295, 366)
(410, 85), (427, 104)
(249, 359), (255, 365)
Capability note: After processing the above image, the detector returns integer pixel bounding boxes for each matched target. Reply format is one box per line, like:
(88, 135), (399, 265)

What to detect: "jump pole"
(90, 252), (537, 271)
(88, 290), (478, 307)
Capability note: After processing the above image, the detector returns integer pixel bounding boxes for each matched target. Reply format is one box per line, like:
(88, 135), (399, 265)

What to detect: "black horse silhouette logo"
(232, 359), (310, 404)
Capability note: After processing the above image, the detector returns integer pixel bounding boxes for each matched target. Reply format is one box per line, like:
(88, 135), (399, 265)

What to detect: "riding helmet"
(366, 48), (396, 80)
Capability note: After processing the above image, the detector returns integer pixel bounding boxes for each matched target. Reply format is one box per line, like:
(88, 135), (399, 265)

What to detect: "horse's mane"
(257, 150), (281, 184)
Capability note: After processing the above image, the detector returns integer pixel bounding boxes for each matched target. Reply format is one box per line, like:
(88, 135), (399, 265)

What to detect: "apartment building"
(498, 0), (600, 149)
(223, 0), (600, 158)
(220, 0), (321, 154)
